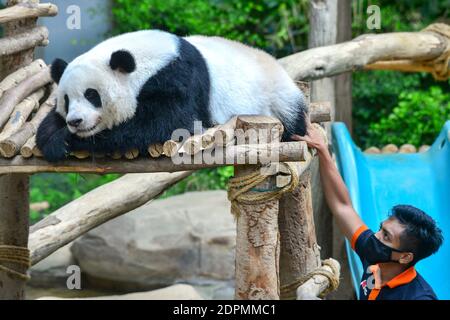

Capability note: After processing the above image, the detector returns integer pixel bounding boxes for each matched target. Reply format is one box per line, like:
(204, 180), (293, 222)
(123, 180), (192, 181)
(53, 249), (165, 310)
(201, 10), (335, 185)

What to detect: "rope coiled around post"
(422, 23), (450, 81)
(227, 162), (300, 218)
(0, 245), (31, 281)
(280, 258), (340, 300)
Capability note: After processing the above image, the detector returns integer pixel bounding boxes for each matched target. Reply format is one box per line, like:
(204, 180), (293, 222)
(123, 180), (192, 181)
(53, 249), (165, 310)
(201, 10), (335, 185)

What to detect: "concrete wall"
(35, 0), (113, 63)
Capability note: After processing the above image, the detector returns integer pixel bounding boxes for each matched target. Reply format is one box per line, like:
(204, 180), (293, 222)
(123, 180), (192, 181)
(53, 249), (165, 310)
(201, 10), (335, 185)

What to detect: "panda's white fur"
(37, 29), (307, 162)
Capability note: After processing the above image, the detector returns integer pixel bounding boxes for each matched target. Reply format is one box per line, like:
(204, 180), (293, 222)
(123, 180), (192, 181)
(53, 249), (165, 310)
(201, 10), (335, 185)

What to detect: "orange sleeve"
(351, 224), (368, 250)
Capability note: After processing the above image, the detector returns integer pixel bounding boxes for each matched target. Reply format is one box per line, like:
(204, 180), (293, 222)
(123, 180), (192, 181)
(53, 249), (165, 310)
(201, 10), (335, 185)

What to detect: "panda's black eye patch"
(84, 88), (102, 108)
(64, 94), (69, 114)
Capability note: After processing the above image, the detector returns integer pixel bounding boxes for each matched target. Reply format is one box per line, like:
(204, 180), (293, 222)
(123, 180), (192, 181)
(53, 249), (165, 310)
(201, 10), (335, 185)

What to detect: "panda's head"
(51, 50), (137, 138)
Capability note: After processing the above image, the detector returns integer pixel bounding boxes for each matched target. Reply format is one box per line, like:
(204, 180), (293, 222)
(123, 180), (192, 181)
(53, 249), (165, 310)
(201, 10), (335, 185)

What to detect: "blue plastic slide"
(332, 121), (450, 299)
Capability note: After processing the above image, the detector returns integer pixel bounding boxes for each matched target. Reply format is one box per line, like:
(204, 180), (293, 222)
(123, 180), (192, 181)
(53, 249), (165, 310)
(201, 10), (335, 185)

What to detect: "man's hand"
(291, 121), (365, 242)
(291, 123), (327, 152)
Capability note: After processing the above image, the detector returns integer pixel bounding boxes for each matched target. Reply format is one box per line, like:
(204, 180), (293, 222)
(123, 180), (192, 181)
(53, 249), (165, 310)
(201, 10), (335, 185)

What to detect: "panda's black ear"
(109, 50), (136, 73)
(51, 58), (68, 84)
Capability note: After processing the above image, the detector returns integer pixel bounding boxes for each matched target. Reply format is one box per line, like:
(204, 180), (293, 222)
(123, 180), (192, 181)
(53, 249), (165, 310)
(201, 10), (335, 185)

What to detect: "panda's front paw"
(36, 109), (72, 162)
(40, 129), (70, 162)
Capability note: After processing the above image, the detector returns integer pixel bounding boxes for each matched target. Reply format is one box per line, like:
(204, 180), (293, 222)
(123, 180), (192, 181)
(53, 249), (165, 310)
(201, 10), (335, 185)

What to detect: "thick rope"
(422, 23), (450, 81)
(280, 258), (340, 300)
(0, 245), (31, 281)
(227, 162), (300, 218)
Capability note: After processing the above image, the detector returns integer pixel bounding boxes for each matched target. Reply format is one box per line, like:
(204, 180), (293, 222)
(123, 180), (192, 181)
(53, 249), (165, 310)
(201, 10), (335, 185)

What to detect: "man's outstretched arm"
(292, 123), (365, 242)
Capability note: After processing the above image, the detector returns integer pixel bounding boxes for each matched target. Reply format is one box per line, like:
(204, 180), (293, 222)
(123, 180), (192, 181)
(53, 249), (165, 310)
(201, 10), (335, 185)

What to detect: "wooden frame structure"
(0, 0), (448, 300)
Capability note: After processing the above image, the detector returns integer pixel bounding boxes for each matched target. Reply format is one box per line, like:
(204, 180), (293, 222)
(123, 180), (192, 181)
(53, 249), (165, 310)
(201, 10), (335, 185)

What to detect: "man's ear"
(399, 252), (414, 265)
(51, 58), (68, 84)
(109, 50), (136, 73)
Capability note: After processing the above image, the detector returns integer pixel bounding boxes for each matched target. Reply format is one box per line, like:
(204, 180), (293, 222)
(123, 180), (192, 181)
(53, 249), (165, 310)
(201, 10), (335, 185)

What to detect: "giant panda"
(36, 30), (307, 162)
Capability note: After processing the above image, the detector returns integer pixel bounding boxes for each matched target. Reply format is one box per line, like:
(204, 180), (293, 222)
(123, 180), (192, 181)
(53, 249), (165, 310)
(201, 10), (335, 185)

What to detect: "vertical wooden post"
(279, 168), (321, 299)
(279, 82), (321, 299)
(0, 0), (37, 300)
(329, 0), (355, 300)
(308, 0), (337, 266)
(233, 115), (282, 300)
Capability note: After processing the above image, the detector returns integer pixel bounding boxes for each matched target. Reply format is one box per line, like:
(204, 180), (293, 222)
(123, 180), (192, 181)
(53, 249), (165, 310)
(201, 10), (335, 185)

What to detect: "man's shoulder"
(410, 272), (438, 300)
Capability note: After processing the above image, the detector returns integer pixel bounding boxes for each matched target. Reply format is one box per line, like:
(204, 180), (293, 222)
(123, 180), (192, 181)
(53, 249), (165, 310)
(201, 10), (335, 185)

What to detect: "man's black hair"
(389, 204), (444, 264)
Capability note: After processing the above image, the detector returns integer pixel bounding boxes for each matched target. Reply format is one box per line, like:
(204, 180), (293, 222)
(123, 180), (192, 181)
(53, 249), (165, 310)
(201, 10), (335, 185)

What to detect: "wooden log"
(71, 150), (89, 160)
(399, 144), (417, 153)
(20, 135), (36, 158)
(296, 258), (340, 300)
(0, 25), (49, 56)
(0, 87), (45, 152)
(214, 116), (238, 146)
(148, 143), (163, 158)
(0, 3), (58, 24)
(201, 125), (219, 149)
(0, 140), (308, 174)
(0, 0), (35, 299)
(278, 24), (449, 81)
(29, 171), (193, 265)
(307, 0), (337, 293)
(0, 59), (46, 98)
(0, 89), (56, 158)
(0, 66), (52, 128)
(3, 92), (56, 157)
(382, 144), (399, 154)
(364, 146), (381, 154)
(279, 162), (321, 299)
(124, 148), (139, 160)
(32, 144), (42, 157)
(419, 145), (430, 153)
(163, 140), (182, 157)
(182, 134), (203, 155)
(309, 101), (331, 123)
(232, 115), (282, 300)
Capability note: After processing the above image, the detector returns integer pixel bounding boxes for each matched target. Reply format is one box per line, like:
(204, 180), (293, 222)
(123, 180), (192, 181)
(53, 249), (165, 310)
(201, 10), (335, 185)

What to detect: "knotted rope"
(280, 258), (340, 300)
(0, 245), (31, 281)
(422, 23), (450, 81)
(227, 162), (300, 218)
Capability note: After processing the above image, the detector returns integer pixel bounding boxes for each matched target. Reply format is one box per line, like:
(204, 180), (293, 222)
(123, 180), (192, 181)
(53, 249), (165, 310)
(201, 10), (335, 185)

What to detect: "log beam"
(0, 3), (58, 24)
(29, 171), (193, 265)
(278, 24), (449, 81)
(0, 141), (308, 174)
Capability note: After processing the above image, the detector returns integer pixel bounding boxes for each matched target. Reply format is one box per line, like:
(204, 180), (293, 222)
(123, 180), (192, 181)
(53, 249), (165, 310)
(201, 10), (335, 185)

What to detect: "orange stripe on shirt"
(351, 224), (368, 250)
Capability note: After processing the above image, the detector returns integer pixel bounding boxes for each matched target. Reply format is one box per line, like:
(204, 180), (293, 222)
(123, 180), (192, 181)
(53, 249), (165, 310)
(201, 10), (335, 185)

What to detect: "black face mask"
(360, 234), (405, 265)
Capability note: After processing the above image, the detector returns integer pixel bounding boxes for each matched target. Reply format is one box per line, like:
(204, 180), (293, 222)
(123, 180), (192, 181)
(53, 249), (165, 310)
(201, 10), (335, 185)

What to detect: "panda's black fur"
(37, 38), (213, 161)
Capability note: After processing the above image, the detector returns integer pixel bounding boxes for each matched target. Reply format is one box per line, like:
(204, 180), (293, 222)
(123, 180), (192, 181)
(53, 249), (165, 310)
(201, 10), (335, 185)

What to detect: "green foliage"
(30, 173), (120, 224)
(365, 86), (450, 147)
(159, 166), (234, 199)
(111, 0), (309, 57)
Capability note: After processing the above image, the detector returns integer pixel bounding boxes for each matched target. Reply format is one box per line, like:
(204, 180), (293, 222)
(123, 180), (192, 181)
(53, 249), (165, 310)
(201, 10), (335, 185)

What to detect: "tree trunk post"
(308, 0), (338, 267)
(232, 115), (283, 300)
(278, 82), (321, 299)
(0, 0), (38, 300)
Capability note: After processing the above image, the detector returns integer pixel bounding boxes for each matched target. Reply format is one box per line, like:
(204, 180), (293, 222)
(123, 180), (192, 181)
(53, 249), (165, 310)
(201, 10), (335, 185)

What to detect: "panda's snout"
(67, 118), (83, 128)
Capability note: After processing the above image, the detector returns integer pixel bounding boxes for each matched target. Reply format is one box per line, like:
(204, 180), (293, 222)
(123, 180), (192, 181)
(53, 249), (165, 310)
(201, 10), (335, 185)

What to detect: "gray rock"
(29, 243), (76, 288)
(71, 190), (236, 291)
(37, 284), (204, 300)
